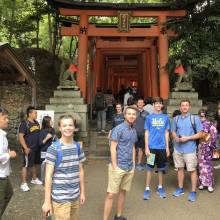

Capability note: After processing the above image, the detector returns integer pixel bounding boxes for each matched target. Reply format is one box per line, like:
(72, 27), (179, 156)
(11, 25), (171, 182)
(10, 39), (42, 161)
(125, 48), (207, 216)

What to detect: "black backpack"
(95, 93), (106, 110)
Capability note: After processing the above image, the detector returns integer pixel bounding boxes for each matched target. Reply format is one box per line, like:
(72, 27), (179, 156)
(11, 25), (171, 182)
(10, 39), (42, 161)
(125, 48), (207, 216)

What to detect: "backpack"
(95, 93), (106, 110)
(16, 120), (31, 141)
(54, 139), (81, 168)
(127, 95), (134, 106)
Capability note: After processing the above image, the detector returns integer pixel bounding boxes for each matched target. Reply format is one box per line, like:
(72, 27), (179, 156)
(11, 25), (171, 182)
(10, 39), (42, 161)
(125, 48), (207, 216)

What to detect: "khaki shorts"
(107, 164), (134, 194)
(173, 149), (197, 172)
(52, 199), (79, 220)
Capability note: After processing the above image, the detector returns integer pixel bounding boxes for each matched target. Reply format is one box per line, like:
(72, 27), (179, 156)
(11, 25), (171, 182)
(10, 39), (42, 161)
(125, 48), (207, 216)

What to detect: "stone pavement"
(3, 158), (220, 220)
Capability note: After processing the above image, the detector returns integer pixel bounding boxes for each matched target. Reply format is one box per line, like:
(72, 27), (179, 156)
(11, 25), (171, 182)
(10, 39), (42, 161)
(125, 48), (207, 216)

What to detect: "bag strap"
(190, 114), (197, 134)
(54, 140), (81, 168)
(175, 116), (179, 133)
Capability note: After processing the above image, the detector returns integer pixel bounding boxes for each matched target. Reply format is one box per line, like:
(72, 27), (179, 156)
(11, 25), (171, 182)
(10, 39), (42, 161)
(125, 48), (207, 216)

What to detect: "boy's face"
(0, 113), (9, 129)
(124, 108), (137, 125)
(116, 104), (122, 113)
(153, 102), (163, 111)
(180, 101), (190, 114)
(137, 100), (144, 109)
(29, 110), (37, 120)
(59, 118), (75, 137)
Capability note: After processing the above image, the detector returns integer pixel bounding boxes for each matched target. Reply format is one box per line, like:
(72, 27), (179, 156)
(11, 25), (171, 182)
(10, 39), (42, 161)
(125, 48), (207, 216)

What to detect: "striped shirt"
(45, 142), (86, 203)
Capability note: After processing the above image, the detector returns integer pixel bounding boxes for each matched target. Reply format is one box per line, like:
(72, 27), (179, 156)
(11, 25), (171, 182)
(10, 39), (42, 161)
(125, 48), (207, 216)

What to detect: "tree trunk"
(48, 13), (53, 52)
(36, 18), (40, 49)
(9, 0), (16, 44)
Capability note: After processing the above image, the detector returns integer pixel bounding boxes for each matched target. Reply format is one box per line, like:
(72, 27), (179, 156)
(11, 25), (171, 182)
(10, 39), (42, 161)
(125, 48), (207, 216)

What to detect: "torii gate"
(47, 0), (186, 101)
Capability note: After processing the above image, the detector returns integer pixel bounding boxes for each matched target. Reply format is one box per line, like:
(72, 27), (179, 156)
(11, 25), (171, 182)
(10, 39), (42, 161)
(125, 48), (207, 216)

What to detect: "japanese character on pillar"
(80, 26), (88, 35)
(118, 11), (130, 32)
(160, 24), (167, 35)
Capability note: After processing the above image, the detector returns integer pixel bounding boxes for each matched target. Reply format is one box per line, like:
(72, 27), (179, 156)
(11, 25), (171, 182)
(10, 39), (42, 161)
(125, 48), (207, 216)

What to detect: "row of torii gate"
(48, 0), (186, 102)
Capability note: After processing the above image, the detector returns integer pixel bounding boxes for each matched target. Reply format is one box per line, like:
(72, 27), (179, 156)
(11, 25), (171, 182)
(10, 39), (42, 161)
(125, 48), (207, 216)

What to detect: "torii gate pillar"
(158, 15), (169, 99)
(77, 14), (88, 99)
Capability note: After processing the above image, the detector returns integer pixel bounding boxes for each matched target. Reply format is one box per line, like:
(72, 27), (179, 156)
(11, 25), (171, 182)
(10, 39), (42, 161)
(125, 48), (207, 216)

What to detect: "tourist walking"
(198, 109), (217, 192)
(134, 98), (149, 171)
(172, 99), (203, 202)
(112, 103), (124, 129)
(42, 115), (86, 220)
(103, 106), (137, 220)
(105, 89), (115, 123)
(94, 88), (107, 134)
(19, 106), (42, 192)
(39, 116), (56, 182)
(0, 107), (17, 217)
(143, 97), (170, 200)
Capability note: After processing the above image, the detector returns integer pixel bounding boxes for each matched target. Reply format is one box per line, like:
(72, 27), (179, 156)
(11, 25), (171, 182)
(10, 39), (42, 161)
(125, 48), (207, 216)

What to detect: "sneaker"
(143, 189), (151, 200)
(157, 187), (166, 198)
(98, 131), (102, 135)
(101, 129), (106, 133)
(20, 183), (30, 192)
(198, 185), (204, 190)
(30, 178), (43, 185)
(136, 164), (144, 171)
(188, 191), (197, 202)
(208, 186), (214, 193)
(114, 215), (127, 220)
(172, 188), (184, 197)
(214, 164), (220, 169)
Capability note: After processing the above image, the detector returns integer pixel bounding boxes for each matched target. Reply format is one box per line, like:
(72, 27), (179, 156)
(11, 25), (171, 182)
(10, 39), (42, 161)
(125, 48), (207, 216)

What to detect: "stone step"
(168, 99), (203, 106)
(46, 104), (87, 113)
(54, 90), (81, 98)
(167, 106), (202, 115)
(50, 97), (84, 104)
(169, 92), (198, 99)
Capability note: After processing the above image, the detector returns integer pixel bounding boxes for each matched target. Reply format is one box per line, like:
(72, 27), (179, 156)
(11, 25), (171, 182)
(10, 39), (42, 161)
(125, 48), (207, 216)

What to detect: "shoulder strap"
(190, 114), (197, 134)
(54, 140), (63, 168)
(73, 141), (81, 157)
(175, 116), (179, 132)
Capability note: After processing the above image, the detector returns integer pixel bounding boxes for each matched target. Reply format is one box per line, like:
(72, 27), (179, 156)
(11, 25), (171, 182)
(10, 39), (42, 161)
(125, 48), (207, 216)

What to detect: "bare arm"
(110, 140), (118, 169)
(145, 130), (150, 156)
(180, 131), (204, 143)
(79, 163), (85, 205)
(165, 130), (170, 157)
(18, 133), (30, 155)
(133, 145), (136, 169)
(42, 163), (54, 216)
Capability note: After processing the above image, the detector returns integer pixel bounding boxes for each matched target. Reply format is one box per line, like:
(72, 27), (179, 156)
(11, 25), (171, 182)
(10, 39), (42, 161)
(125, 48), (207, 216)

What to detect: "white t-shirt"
(0, 129), (10, 178)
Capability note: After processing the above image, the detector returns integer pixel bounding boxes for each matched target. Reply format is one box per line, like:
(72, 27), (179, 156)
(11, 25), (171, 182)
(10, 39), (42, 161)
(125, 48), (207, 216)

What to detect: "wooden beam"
(59, 8), (186, 17)
(60, 25), (176, 37)
(96, 39), (152, 49)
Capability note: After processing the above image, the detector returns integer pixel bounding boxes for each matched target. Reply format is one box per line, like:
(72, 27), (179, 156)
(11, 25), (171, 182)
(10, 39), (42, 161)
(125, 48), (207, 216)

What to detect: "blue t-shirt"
(144, 113), (170, 149)
(110, 122), (137, 171)
(172, 113), (203, 154)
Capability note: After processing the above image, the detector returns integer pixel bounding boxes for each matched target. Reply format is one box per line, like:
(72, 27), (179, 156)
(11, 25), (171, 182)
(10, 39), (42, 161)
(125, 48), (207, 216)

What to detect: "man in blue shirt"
(143, 97), (170, 200)
(103, 106), (137, 220)
(172, 99), (203, 202)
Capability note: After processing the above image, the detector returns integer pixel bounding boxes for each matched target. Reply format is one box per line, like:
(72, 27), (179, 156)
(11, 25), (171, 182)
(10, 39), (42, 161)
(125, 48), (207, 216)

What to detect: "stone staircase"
(167, 91), (203, 115)
(88, 131), (110, 159)
(45, 89), (88, 137)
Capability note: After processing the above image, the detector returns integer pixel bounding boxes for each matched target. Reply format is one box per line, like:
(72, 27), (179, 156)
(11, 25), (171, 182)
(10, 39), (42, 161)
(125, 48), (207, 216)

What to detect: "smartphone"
(46, 213), (52, 220)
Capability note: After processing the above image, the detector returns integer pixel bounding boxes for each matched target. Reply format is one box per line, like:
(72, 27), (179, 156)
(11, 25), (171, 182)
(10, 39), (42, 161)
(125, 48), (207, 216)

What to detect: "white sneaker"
(214, 164), (220, 169)
(208, 186), (214, 193)
(198, 185), (204, 190)
(30, 178), (43, 185)
(20, 183), (30, 192)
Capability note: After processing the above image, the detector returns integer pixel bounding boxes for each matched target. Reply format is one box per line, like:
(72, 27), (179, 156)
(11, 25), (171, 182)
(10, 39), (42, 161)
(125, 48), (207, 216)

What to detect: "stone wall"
(0, 83), (32, 142)
(0, 48), (61, 144)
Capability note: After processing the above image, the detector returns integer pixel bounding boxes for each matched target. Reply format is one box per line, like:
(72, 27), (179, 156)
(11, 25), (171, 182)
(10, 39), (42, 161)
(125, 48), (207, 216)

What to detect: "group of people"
(103, 98), (220, 220)
(1, 97), (220, 220)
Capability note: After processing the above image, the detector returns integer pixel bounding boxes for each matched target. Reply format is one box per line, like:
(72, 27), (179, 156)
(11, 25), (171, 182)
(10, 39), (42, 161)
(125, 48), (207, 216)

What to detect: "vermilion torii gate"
(48, 0), (186, 101)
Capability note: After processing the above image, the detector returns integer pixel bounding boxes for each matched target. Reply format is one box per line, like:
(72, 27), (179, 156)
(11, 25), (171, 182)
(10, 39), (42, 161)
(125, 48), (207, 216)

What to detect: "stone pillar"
(158, 16), (169, 99)
(77, 14), (88, 99)
(150, 40), (159, 97)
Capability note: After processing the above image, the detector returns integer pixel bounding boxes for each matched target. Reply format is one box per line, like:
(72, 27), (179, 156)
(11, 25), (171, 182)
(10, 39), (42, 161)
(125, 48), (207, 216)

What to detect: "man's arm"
(18, 133), (30, 155)
(165, 130), (170, 157)
(110, 140), (118, 169)
(42, 163), (54, 216)
(145, 130), (150, 156)
(79, 163), (85, 205)
(133, 145), (136, 169)
(180, 131), (204, 142)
